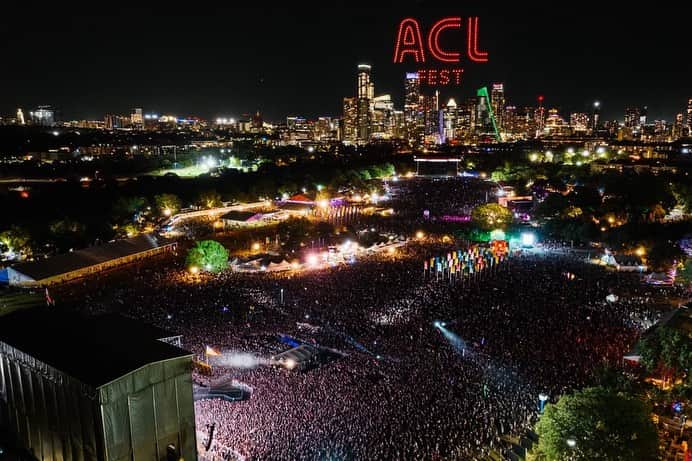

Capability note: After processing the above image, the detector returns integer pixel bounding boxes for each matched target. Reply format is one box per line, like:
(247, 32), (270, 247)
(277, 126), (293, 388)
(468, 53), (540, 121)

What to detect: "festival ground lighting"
(538, 393), (549, 413)
(306, 254), (319, 267)
(434, 321), (467, 355)
(520, 232), (536, 247)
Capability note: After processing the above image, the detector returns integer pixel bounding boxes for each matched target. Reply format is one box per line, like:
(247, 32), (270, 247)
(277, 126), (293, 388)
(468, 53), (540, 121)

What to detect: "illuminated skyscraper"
(570, 113), (590, 133)
(356, 64), (372, 142)
(16, 108), (25, 125)
(29, 105), (55, 126)
(357, 64), (371, 100)
(131, 108), (143, 129)
(673, 113), (684, 139)
(442, 98), (458, 142)
(342, 97), (358, 144)
(686, 98), (692, 135)
(592, 101), (601, 132)
(371, 95), (396, 139)
(404, 72), (423, 145)
(490, 83), (505, 133)
(535, 95), (545, 137)
(422, 91), (439, 143)
(624, 107), (640, 129)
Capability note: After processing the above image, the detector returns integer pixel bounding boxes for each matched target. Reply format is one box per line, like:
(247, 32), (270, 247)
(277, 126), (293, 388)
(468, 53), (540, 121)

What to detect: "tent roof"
(278, 202), (313, 211)
(220, 210), (261, 222)
(273, 344), (319, 362)
(287, 194), (314, 203)
(9, 234), (173, 282)
(0, 308), (191, 388)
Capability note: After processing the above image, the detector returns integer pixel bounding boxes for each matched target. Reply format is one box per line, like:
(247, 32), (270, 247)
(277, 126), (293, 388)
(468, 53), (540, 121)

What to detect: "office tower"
(673, 113), (684, 139)
(639, 106), (647, 127)
(535, 95), (545, 137)
(570, 112), (590, 133)
(544, 109), (569, 136)
(687, 98), (692, 135)
(357, 64), (371, 100)
(404, 72), (423, 145)
(131, 108), (144, 129)
(422, 91), (439, 142)
(29, 105), (55, 126)
(592, 101), (601, 132)
(356, 64), (372, 142)
(490, 83), (505, 133)
(624, 107), (640, 129)
(16, 108), (25, 125)
(342, 97), (358, 144)
(442, 98), (458, 142)
(371, 95), (395, 139)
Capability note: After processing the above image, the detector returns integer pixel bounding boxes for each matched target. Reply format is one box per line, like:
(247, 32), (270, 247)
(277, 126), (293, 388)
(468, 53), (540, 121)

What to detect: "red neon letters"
(428, 17), (462, 63)
(417, 69), (464, 86)
(393, 17), (488, 64)
(393, 18), (426, 63)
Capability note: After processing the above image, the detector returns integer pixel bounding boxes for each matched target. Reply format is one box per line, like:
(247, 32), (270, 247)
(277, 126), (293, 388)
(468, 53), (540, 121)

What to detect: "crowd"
(388, 177), (494, 221)
(56, 241), (686, 460)
(52, 178), (688, 460)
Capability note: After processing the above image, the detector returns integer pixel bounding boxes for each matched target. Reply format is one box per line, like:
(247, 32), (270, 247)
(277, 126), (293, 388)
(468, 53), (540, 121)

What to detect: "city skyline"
(1, 5), (691, 121)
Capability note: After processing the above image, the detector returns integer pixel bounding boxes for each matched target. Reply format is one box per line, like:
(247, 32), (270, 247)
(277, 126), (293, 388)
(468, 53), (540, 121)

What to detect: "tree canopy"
(186, 240), (229, 273)
(534, 387), (658, 461)
(154, 193), (182, 216)
(471, 203), (513, 230)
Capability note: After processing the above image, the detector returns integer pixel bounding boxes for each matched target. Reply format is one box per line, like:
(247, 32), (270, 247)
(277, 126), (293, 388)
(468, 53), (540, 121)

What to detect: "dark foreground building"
(0, 309), (197, 461)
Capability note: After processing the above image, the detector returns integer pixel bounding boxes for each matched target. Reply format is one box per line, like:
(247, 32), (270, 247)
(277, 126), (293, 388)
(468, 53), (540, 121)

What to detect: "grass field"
(149, 165), (211, 177)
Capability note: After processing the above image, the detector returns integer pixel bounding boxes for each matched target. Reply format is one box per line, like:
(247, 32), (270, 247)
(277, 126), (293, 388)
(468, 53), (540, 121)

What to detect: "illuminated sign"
(393, 16), (488, 86)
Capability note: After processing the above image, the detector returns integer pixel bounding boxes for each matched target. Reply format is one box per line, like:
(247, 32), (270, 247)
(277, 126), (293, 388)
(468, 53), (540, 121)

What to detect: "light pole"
(538, 393), (549, 413)
(280, 288), (284, 305)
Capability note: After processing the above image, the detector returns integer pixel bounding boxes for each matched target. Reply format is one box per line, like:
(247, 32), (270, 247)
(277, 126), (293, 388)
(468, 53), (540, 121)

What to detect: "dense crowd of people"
(57, 244), (686, 460)
(54, 177), (688, 460)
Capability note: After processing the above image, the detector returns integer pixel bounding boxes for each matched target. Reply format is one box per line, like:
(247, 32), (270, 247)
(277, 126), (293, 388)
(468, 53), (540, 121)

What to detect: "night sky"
(1, 3), (689, 122)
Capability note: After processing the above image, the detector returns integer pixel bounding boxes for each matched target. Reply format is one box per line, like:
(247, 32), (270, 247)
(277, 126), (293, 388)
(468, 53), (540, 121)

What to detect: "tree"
(198, 190), (222, 209)
(186, 240), (229, 273)
(0, 226), (31, 259)
(647, 241), (684, 271)
(471, 203), (513, 230)
(638, 326), (692, 380)
(534, 387), (658, 461)
(113, 196), (147, 222)
(534, 193), (569, 219)
(561, 206), (583, 219)
(154, 193), (182, 217)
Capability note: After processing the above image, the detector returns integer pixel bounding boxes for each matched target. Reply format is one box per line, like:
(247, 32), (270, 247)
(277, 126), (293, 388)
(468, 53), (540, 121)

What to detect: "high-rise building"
(490, 83), (505, 134)
(130, 108), (143, 129)
(342, 97), (358, 144)
(570, 112), (590, 133)
(639, 106), (648, 127)
(544, 109), (569, 137)
(404, 72), (423, 145)
(673, 113), (684, 140)
(624, 107), (640, 129)
(16, 108), (25, 125)
(356, 64), (372, 142)
(422, 91), (440, 143)
(686, 98), (692, 136)
(29, 106), (55, 126)
(442, 98), (458, 142)
(535, 96), (545, 137)
(592, 101), (601, 132)
(371, 95), (396, 139)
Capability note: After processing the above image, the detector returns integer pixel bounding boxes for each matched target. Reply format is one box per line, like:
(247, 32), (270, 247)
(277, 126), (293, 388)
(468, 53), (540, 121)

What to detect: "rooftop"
(0, 308), (190, 388)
